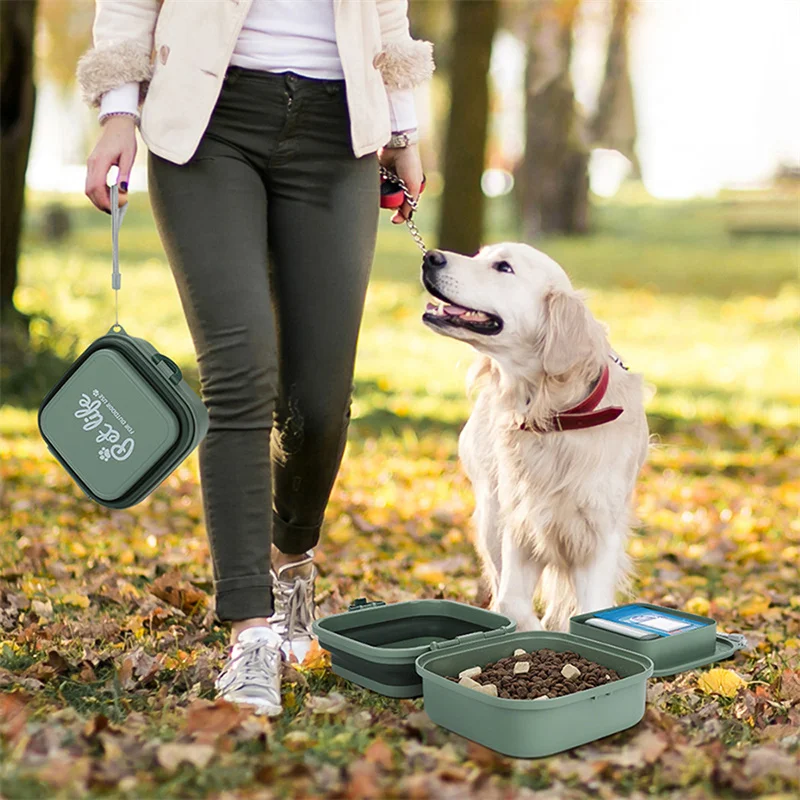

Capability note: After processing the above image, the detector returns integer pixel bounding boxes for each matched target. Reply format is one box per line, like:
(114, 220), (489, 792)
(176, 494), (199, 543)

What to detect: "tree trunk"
(1, 0), (38, 330)
(437, 0), (499, 255)
(519, 0), (589, 238)
(590, 0), (640, 177)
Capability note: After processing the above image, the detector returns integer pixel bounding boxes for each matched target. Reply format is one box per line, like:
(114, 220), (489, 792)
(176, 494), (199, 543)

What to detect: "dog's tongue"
(425, 301), (469, 317)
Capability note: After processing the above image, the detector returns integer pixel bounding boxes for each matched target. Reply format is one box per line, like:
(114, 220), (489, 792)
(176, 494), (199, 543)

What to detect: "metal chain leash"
(379, 165), (428, 254)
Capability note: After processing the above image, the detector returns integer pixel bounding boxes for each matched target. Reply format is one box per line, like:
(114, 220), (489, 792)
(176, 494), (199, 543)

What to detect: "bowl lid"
(40, 348), (180, 500)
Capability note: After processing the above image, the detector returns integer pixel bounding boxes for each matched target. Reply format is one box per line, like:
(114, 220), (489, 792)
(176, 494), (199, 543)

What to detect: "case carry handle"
(347, 598), (386, 612)
(111, 182), (128, 326)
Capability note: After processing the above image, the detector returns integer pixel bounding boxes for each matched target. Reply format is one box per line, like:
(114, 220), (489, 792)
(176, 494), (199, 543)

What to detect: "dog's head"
(421, 243), (607, 378)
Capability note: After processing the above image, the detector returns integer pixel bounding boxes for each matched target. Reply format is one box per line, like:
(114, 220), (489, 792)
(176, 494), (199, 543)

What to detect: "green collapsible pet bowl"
(416, 631), (653, 758)
(38, 324), (208, 509)
(312, 598), (517, 697)
(314, 598), (747, 758)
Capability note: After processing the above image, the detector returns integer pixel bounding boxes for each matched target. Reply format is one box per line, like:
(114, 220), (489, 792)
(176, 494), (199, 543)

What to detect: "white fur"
(422, 243), (649, 632)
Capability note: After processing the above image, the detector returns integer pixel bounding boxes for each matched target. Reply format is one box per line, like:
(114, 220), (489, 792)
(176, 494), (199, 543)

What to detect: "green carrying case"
(569, 602), (747, 677)
(313, 597), (748, 758)
(38, 184), (208, 509)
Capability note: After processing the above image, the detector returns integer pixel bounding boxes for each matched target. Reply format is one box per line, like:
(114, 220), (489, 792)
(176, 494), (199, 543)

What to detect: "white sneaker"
(214, 626), (283, 716)
(269, 551), (318, 663)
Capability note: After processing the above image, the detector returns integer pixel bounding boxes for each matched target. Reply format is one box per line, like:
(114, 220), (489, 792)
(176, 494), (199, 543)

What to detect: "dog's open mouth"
(422, 280), (503, 335)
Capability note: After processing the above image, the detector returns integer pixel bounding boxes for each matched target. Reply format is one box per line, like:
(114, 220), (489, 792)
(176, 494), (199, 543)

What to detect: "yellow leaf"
(299, 639), (331, 671)
(789, 596), (800, 610)
(413, 564), (446, 585)
(697, 668), (747, 698)
(284, 731), (314, 752)
(685, 597), (710, 617)
(738, 596), (770, 617)
(61, 593), (90, 608)
(70, 542), (88, 558)
(712, 596), (733, 611)
(327, 520), (353, 546)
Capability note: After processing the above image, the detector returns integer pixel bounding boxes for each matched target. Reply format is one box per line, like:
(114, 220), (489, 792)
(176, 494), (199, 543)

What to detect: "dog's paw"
(541, 612), (571, 633)
(493, 604), (543, 632)
(513, 615), (544, 632)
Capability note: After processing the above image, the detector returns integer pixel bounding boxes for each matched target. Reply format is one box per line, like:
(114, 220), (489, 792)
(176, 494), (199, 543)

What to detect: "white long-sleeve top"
(99, 0), (417, 133)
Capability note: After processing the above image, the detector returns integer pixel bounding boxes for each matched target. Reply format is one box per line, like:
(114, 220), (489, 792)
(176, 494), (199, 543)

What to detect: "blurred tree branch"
(36, 0), (93, 90)
(590, 0), (640, 177)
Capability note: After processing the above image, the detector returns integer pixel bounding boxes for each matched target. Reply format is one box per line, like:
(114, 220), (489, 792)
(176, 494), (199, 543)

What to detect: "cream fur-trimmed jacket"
(77, 0), (434, 164)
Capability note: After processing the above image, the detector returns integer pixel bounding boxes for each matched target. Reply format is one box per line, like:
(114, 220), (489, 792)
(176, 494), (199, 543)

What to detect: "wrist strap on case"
(111, 182), (128, 327)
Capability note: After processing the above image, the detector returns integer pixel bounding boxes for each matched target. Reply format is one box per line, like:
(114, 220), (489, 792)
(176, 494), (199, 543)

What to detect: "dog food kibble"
(561, 663), (581, 680)
(513, 649), (527, 656)
(445, 649), (621, 700)
(458, 666), (482, 680)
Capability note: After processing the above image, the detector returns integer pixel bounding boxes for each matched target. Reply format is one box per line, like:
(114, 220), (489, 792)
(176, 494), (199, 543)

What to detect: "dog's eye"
(493, 260), (514, 274)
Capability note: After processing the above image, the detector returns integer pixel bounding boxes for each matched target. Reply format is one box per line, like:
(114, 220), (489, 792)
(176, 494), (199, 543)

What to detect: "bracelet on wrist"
(385, 129), (419, 149)
(100, 111), (139, 126)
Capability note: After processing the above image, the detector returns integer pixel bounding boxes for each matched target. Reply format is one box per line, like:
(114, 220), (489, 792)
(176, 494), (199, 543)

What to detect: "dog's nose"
(424, 250), (447, 269)
(423, 249), (447, 270)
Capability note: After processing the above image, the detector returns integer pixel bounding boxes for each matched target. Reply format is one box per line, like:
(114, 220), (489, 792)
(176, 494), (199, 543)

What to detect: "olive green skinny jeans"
(147, 66), (379, 620)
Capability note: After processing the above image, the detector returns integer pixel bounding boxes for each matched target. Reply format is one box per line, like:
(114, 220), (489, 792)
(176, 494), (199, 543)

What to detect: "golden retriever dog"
(421, 243), (649, 632)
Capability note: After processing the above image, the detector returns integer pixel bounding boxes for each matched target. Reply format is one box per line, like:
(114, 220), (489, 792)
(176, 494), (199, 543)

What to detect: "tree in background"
(35, 0), (93, 90)
(437, 0), (499, 255)
(516, 0), (639, 237)
(517, 0), (588, 238)
(1, 0), (38, 341)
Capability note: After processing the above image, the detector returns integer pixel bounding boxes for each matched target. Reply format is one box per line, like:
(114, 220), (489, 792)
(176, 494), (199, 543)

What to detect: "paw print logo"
(98, 447), (111, 461)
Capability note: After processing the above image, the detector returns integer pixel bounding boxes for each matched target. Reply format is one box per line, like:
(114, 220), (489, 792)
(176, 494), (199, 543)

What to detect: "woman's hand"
(379, 142), (423, 224)
(86, 115), (137, 213)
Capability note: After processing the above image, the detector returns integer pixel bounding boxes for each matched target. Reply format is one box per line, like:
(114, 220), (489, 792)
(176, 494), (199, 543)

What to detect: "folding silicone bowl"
(312, 598), (516, 697)
(415, 631), (654, 758)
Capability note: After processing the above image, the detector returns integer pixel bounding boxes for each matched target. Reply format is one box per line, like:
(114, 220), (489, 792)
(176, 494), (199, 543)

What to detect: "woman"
(77, 0), (433, 716)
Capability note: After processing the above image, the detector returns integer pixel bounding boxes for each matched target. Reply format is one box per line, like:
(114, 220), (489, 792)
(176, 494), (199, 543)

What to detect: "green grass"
(10, 187), (800, 428)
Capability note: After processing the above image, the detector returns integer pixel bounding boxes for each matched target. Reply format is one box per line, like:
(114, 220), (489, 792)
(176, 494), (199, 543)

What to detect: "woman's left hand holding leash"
(379, 139), (423, 224)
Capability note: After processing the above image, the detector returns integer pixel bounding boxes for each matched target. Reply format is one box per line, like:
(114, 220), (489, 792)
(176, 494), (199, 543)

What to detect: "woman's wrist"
(100, 110), (139, 127)
(385, 129), (419, 149)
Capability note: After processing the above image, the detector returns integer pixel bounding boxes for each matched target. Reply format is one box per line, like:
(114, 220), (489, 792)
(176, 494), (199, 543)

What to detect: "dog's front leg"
(572, 534), (624, 615)
(472, 485), (503, 606)
(491, 531), (544, 631)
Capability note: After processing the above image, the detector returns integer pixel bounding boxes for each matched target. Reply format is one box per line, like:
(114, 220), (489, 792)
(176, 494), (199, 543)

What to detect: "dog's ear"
(539, 289), (605, 376)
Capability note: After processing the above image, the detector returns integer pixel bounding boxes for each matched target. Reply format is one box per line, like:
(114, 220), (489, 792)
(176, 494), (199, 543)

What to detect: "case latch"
(151, 352), (183, 386)
(347, 597), (386, 612)
(717, 632), (749, 651)
(428, 627), (507, 651)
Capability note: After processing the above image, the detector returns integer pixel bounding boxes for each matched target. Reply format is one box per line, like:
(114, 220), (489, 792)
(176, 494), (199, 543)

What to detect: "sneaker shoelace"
(273, 568), (316, 648)
(216, 637), (281, 703)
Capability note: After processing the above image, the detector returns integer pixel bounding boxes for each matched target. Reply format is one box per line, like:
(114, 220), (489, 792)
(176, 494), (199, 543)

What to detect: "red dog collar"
(521, 363), (623, 433)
